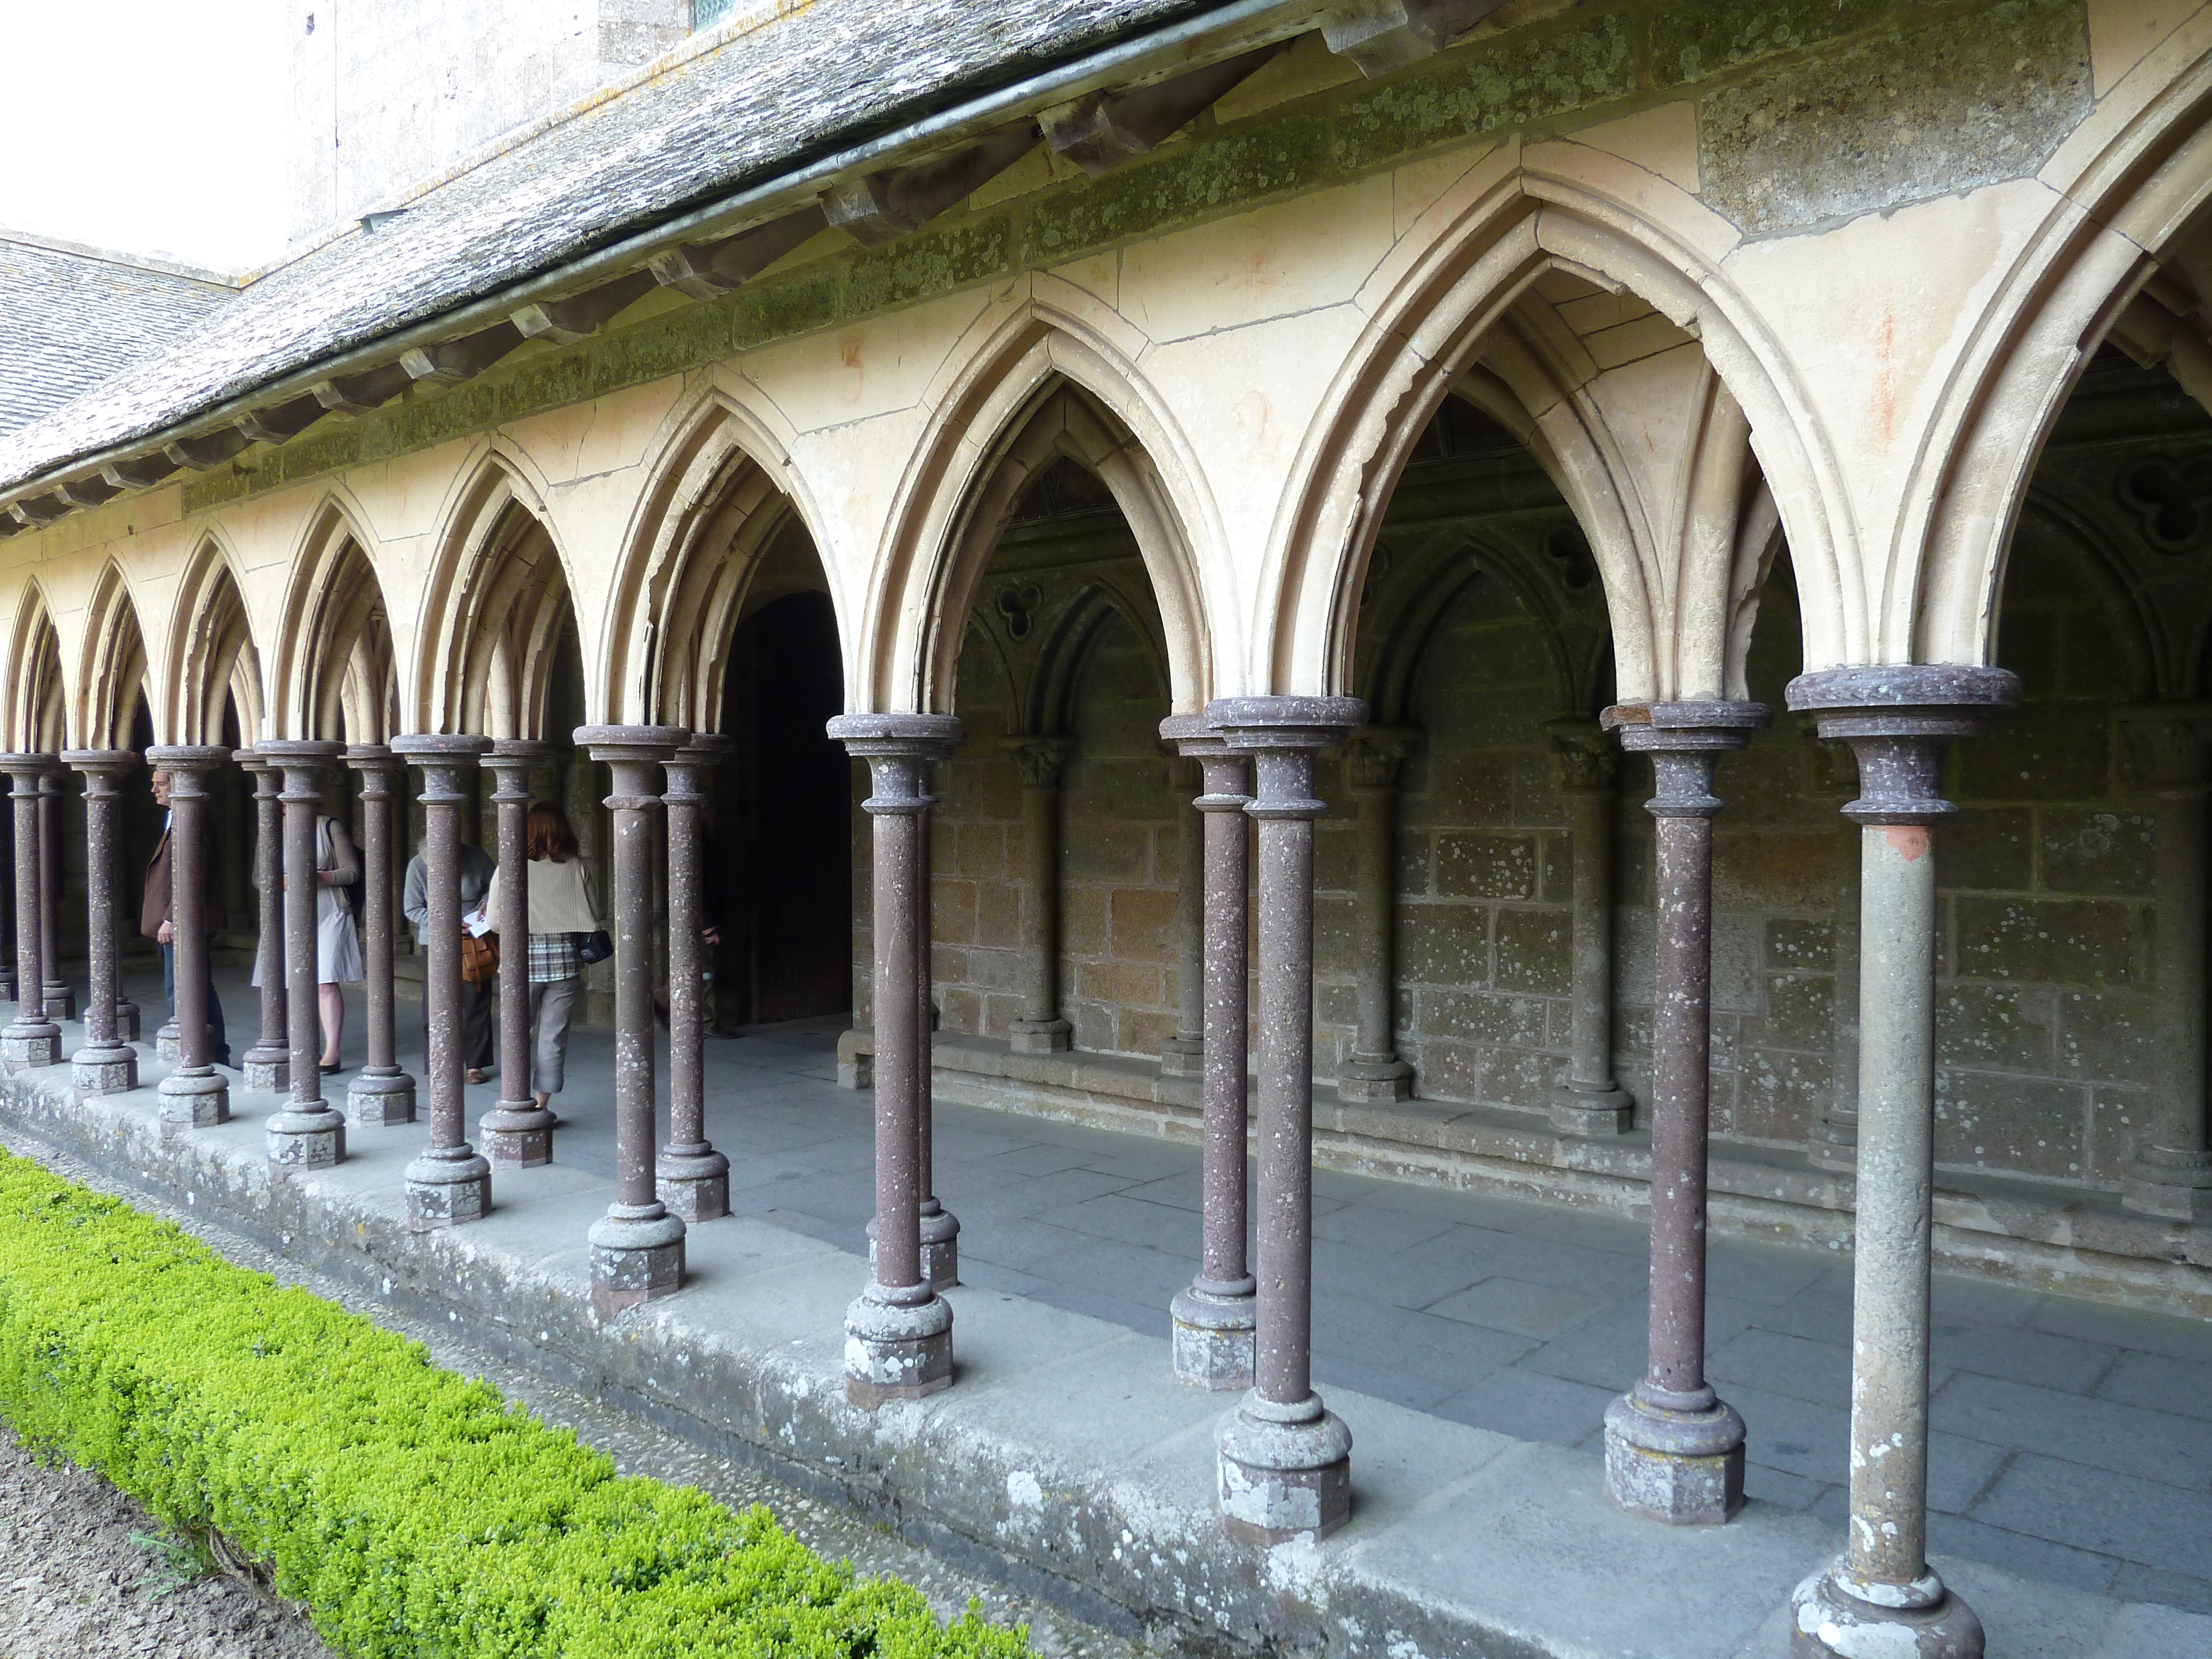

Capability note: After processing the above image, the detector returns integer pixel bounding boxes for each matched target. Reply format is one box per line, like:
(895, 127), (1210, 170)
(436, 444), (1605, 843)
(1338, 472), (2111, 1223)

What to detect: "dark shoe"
(466, 1068), (487, 1085)
(320, 1061), (342, 1075)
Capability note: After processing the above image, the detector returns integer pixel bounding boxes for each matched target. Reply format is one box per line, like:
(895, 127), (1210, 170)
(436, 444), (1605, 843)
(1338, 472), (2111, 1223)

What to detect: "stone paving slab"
(1, 980), (2208, 1653)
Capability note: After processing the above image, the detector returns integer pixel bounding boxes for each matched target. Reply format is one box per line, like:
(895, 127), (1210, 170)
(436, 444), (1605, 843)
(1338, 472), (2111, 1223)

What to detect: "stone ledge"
(2, 1052), (2201, 1659)
(841, 1030), (2212, 1319)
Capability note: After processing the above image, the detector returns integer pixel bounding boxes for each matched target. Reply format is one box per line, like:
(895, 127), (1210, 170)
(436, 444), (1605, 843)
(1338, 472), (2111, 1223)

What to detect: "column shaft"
(64, 753), (137, 1094)
(1783, 664), (2013, 1659)
(831, 713), (961, 1409)
(345, 749), (414, 1123)
(659, 737), (731, 1219)
(1549, 719), (1632, 1134)
(1808, 739), (1862, 1170)
(1338, 728), (1416, 1104)
(579, 725), (688, 1313)
(0, 759), (59, 1069)
(262, 743), (347, 1167)
(1208, 695), (1360, 1546)
(1161, 755), (1206, 1078)
(392, 736), (493, 1228)
(39, 771), (73, 1020)
(147, 748), (230, 1129)
(1004, 736), (1072, 1053)
(1603, 703), (1765, 1528)
(239, 758), (289, 1092)
(481, 743), (553, 1163)
(913, 749), (958, 1287)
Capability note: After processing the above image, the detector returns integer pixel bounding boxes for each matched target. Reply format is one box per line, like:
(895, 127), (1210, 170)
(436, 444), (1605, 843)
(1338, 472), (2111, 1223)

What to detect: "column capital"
(143, 745), (229, 788)
(485, 739), (555, 803)
(1786, 666), (2019, 826)
(0, 752), (59, 783)
(1002, 732), (1074, 788)
(576, 723), (688, 763)
(1345, 724), (1421, 792)
(827, 712), (963, 759)
(1546, 716), (1619, 792)
(662, 733), (731, 804)
(342, 743), (405, 785)
(233, 747), (275, 775)
(60, 749), (137, 781)
(1604, 699), (1771, 755)
(259, 738), (346, 800)
(391, 733), (492, 803)
(2114, 701), (2212, 791)
(1206, 695), (1366, 753)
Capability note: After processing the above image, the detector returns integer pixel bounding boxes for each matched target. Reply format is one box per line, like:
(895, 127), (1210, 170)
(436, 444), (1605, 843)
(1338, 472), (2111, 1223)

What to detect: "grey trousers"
(528, 974), (582, 1094)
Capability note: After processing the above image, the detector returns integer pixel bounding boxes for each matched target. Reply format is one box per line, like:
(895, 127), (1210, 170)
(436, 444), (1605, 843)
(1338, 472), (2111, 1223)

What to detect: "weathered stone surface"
(1953, 898), (2148, 989)
(1697, 0), (2089, 236)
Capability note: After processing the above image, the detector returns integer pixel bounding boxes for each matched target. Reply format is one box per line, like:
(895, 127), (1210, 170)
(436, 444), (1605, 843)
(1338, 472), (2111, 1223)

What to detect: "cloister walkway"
(2, 963), (2204, 1656)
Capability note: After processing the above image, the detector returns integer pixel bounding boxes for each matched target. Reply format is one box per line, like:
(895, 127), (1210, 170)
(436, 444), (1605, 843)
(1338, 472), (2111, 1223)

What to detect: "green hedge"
(0, 1149), (1028, 1658)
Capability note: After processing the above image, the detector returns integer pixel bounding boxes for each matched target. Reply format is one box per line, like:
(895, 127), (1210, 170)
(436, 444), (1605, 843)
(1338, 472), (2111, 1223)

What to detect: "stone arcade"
(2, 1), (2211, 1653)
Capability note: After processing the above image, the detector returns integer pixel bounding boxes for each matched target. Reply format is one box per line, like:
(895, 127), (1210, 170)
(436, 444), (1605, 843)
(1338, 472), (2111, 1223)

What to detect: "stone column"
(1003, 734), (1073, 1053)
(345, 747), (415, 1125)
(914, 739), (960, 1289)
(1160, 752), (1207, 1079)
(1601, 699), (1767, 1527)
(61, 750), (138, 1094)
(481, 741), (554, 1164)
(1784, 665), (2016, 1659)
(0, 757), (60, 1070)
(236, 754), (290, 1093)
(828, 713), (962, 1407)
(578, 724), (690, 1312)
(1207, 695), (1363, 1545)
(659, 734), (732, 1219)
(1338, 727), (1418, 1104)
(390, 734), (494, 1228)
(1547, 718), (1634, 1135)
(260, 741), (348, 1169)
(1161, 716), (1255, 1390)
(2115, 704), (2212, 1220)
(1807, 731), (1862, 1170)
(38, 769), (74, 1020)
(146, 746), (229, 1128)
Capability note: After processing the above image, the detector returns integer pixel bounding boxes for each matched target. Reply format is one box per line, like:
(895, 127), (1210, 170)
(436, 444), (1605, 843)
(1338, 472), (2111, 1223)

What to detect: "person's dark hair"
(526, 801), (578, 863)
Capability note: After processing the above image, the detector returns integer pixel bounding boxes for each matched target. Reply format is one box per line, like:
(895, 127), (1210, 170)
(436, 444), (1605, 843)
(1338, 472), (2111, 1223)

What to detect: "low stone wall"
(838, 1029), (2212, 1320)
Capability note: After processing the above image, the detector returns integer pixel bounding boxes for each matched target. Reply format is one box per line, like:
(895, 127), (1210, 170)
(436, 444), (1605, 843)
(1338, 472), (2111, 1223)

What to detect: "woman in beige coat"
(482, 801), (602, 1111)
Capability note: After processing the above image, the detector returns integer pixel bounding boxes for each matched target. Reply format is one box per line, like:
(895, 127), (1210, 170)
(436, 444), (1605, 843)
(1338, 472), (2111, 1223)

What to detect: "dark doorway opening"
(715, 589), (851, 1025)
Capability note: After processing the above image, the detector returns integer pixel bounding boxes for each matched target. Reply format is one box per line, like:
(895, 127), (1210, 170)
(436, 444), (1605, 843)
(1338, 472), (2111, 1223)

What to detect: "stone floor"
(85, 966), (2212, 1634)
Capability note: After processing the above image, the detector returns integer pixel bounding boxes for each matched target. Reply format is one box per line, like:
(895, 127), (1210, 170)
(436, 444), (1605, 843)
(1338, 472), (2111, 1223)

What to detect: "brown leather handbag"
(461, 931), (500, 984)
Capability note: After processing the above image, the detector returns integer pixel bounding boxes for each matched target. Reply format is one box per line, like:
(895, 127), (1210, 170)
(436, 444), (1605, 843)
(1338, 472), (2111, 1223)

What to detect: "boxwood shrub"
(0, 1149), (1029, 1658)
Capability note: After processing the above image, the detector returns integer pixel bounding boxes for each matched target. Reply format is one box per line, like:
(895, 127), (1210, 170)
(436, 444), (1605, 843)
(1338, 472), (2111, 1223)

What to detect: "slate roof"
(0, 238), (236, 437)
(0, 0), (1248, 498)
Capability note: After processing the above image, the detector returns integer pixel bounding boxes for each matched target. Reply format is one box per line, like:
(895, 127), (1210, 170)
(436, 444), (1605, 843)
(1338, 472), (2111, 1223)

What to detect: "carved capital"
(1345, 725), (1421, 791)
(1003, 733), (1074, 790)
(1546, 717), (1617, 793)
(2115, 702), (2212, 791)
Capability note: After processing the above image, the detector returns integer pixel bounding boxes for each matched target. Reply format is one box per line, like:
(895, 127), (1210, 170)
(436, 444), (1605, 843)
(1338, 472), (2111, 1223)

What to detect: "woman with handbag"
(253, 808), (366, 1073)
(482, 800), (603, 1112)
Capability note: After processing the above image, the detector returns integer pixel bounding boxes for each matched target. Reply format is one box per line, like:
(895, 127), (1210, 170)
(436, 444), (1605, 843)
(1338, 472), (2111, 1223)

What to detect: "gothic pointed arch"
(863, 311), (1218, 716)
(77, 561), (151, 752)
(273, 498), (400, 743)
(415, 453), (579, 738)
(1265, 154), (1843, 707)
(164, 535), (263, 745)
(606, 385), (845, 731)
(4, 579), (66, 753)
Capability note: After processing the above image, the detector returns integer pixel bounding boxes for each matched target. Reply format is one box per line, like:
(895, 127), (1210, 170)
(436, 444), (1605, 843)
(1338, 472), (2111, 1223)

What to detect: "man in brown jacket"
(142, 768), (229, 1066)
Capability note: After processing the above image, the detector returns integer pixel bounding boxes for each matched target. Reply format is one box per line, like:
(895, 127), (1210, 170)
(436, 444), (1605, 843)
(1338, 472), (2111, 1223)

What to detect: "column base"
(1160, 1035), (1205, 1078)
(71, 1042), (139, 1096)
(588, 1206), (685, 1313)
(346, 1068), (417, 1126)
(1217, 1390), (1353, 1545)
(42, 986), (75, 1022)
(1338, 1056), (1413, 1104)
(1171, 1280), (1255, 1391)
(1807, 1114), (1859, 1173)
(156, 1068), (229, 1130)
(2, 1022), (62, 1070)
(114, 1000), (140, 1042)
(1549, 1082), (1633, 1136)
(657, 1145), (731, 1222)
(154, 1021), (181, 1063)
(1008, 1018), (1072, 1055)
(268, 1105), (348, 1170)
(482, 1103), (556, 1167)
(2121, 1145), (2212, 1222)
(406, 1149), (492, 1232)
(868, 1210), (961, 1292)
(1604, 1386), (1745, 1525)
(1790, 1561), (1983, 1658)
(844, 1283), (953, 1407)
(240, 1043), (290, 1094)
